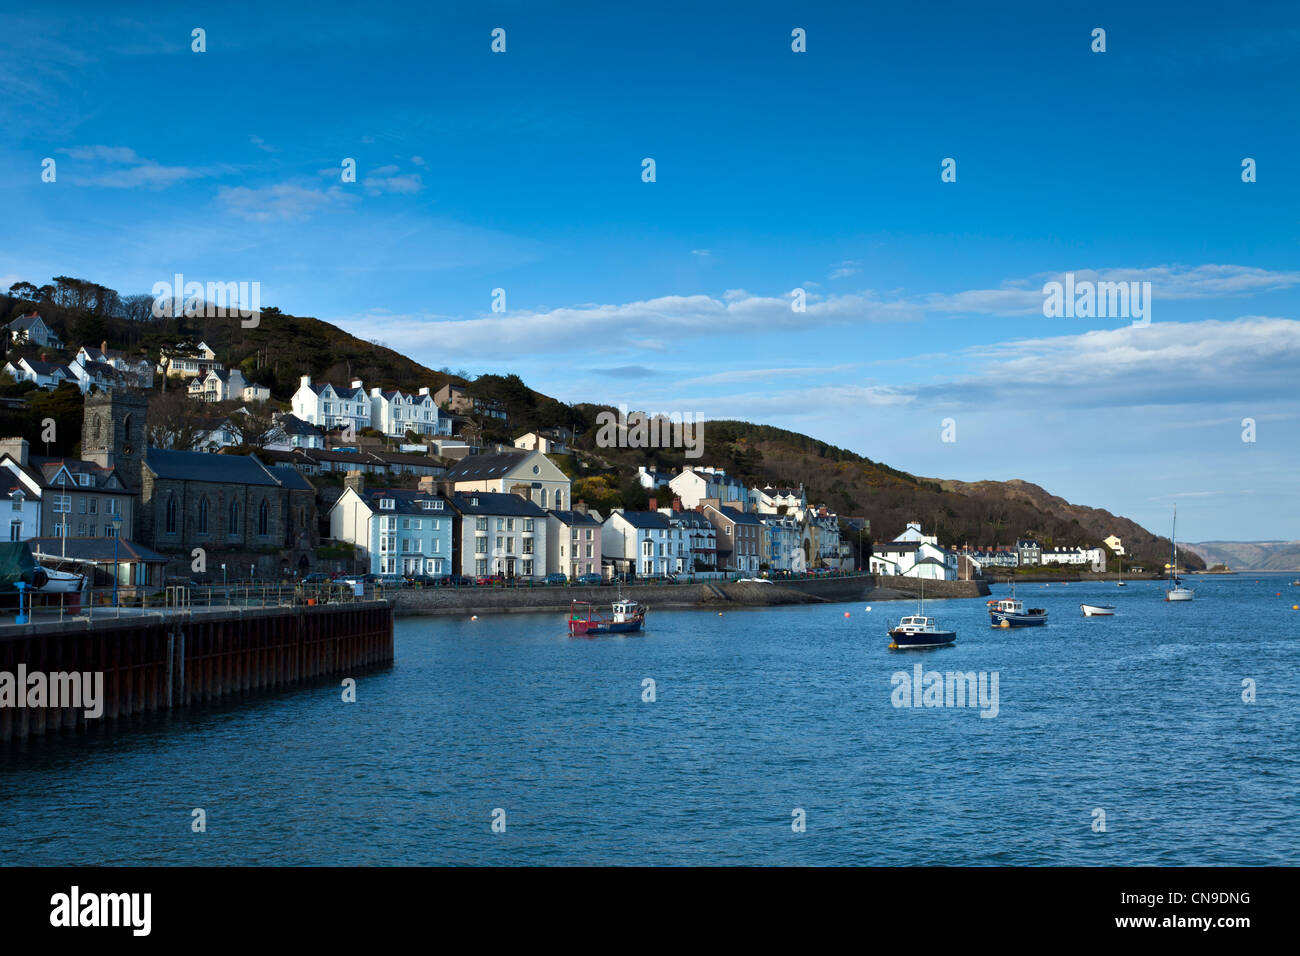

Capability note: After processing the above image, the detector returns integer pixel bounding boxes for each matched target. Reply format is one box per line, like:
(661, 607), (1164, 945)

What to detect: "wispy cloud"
(217, 182), (353, 221)
(57, 145), (219, 189)
(926, 265), (1300, 315)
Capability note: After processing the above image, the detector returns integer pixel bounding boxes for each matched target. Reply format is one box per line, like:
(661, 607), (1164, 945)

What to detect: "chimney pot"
(648, 497), (658, 512)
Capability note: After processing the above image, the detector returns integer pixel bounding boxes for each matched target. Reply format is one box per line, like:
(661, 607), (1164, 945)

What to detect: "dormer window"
(379, 498), (395, 510)
(77, 473), (91, 487)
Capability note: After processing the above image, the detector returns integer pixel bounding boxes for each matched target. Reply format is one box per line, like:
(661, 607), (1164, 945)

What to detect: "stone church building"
(83, 390), (319, 578)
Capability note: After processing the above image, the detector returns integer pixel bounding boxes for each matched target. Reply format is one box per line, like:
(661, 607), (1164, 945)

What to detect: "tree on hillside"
(146, 389), (209, 451)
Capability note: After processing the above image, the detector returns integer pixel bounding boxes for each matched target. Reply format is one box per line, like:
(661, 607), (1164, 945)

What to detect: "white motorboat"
(1080, 603), (1115, 617)
(889, 579), (956, 648)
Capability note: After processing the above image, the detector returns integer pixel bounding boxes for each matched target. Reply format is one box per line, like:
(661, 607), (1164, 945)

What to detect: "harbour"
(1, 573), (1294, 866)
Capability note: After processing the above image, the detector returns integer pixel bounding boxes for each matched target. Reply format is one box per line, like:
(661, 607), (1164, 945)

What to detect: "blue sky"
(3, 0), (1298, 541)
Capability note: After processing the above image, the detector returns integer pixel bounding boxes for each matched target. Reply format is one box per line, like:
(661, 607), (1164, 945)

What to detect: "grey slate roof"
(146, 448), (280, 486)
(547, 509), (601, 527)
(613, 510), (672, 530)
(29, 537), (168, 563)
(450, 491), (546, 518)
(443, 451), (529, 482)
(358, 488), (449, 515)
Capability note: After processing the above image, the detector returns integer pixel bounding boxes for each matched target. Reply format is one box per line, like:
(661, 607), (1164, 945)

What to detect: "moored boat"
(889, 614), (956, 648)
(1164, 505), (1195, 602)
(568, 599), (646, 635)
(1080, 603), (1115, 617)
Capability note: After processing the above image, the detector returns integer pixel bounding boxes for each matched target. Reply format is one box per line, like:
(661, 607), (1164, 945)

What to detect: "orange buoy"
(471, 615), (478, 621)
(844, 611), (851, 618)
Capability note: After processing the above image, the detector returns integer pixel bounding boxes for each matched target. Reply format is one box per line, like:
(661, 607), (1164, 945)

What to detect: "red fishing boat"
(567, 599), (647, 635)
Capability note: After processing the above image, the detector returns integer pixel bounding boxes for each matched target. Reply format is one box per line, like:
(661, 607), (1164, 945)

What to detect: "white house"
(450, 491), (550, 580)
(188, 368), (249, 403)
(751, 485), (807, 514)
(292, 376), (371, 434)
(243, 384), (271, 403)
(1041, 546), (1105, 567)
(267, 413), (325, 451)
(669, 466), (748, 511)
(636, 465), (675, 490)
(5, 312), (62, 349)
(602, 509), (681, 578)
(0, 452), (44, 541)
(871, 524), (958, 580)
(76, 343), (153, 388)
(369, 387), (448, 439)
(329, 480), (455, 577)
(3, 357), (74, 390)
(67, 357), (131, 394)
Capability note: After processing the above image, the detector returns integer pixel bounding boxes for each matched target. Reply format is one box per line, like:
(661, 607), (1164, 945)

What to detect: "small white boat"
(1080, 603), (1115, 617)
(1164, 505), (1195, 602)
(35, 565), (87, 593)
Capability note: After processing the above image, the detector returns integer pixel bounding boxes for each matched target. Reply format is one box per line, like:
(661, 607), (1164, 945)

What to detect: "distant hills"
(3, 277), (1189, 568)
(1184, 541), (1300, 572)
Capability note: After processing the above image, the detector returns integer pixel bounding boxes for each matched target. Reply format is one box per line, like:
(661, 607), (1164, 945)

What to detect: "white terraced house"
(292, 376), (371, 434)
(76, 343), (154, 388)
(368, 386), (450, 439)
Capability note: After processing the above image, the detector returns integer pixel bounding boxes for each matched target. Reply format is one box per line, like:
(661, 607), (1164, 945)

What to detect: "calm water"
(2, 575), (1297, 865)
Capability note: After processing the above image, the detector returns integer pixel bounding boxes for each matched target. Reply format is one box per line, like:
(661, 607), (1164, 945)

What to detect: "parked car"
(403, 574), (437, 587)
(575, 572), (604, 585)
(302, 572), (332, 585)
(544, 572), (568, 586)
(475, 574), (504, 586)
(444, 574), (473, 586)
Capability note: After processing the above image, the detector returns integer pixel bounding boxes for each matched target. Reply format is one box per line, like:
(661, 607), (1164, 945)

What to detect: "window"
(475, 538), (487, 554)
(77, 473), (91, 487)
(539, 489), (547, 507)
(258, 500), (269, 536)
(198, 497), (209, 535)
(10, 495), (20, 512)
(585, 529), (593, 540)
(165, 494), (177, 534)
(572, 528), (578, 540)
(53, 494), (71, 514)
(228, 499), (239, 535)
(9, 520), (21, 541)
(380, 499), (395, 510)
(522, 560), (533, 576)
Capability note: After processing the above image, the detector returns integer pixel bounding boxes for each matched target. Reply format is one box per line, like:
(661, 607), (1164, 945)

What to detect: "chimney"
(100, 340), (108, 356)
(648, 497), (658, 512)
(300, 375), (311, 389)
(574, 499), (588, 515)
(418, 387), (429, 396)
(351, 379), (363, 389)
(0, 437), (29, 466)
(370, 387), (381, 397)
(344, 470), (365, 495)
(40, 353), (47, 362)
(417, 476), (437, 494)
(672, 497), (682, 511)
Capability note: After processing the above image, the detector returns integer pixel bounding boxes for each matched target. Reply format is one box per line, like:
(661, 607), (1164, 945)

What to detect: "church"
(83, 391), (319, 577)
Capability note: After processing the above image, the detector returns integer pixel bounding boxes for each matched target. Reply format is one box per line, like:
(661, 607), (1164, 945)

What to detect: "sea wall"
(874, 576), (991, 599)
(0, 601), (392, 743)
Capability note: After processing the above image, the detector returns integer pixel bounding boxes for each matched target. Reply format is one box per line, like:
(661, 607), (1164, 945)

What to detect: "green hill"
(2, 276), (1192, 569)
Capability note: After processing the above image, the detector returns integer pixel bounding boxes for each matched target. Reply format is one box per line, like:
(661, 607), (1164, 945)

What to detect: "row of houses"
(4, 344), (155, 394)
(869, 524), (1111, 580)
(327, 477), (849, 580)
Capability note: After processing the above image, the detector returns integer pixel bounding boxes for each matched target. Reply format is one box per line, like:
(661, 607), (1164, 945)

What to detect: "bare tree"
(231, 402), (286, 451)
(146, 389), (209, 450)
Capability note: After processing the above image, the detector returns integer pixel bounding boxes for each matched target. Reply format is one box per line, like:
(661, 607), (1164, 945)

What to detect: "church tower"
(82, 390), (147, 490)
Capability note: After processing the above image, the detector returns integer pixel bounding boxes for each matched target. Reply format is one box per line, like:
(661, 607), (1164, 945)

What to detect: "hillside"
(3, 276), (1185, 568)
(1184, 541), (1300, 572)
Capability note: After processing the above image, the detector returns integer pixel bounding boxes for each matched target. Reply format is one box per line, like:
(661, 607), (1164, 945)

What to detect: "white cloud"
(926, 265), (1300, 315)
(57, 145), (215, 189)
(217, 183), (352, 221)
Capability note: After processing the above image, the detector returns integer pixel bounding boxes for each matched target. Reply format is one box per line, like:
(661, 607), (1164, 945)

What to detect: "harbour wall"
(388, 573), (989, 616)
(0, 601), (392, 744)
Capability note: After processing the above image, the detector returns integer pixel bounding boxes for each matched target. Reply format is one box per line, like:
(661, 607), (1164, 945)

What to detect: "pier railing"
(14, 582), (388, 624)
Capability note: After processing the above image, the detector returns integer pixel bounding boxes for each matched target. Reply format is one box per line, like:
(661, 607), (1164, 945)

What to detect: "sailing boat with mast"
(1165, 504), (1195, 602)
